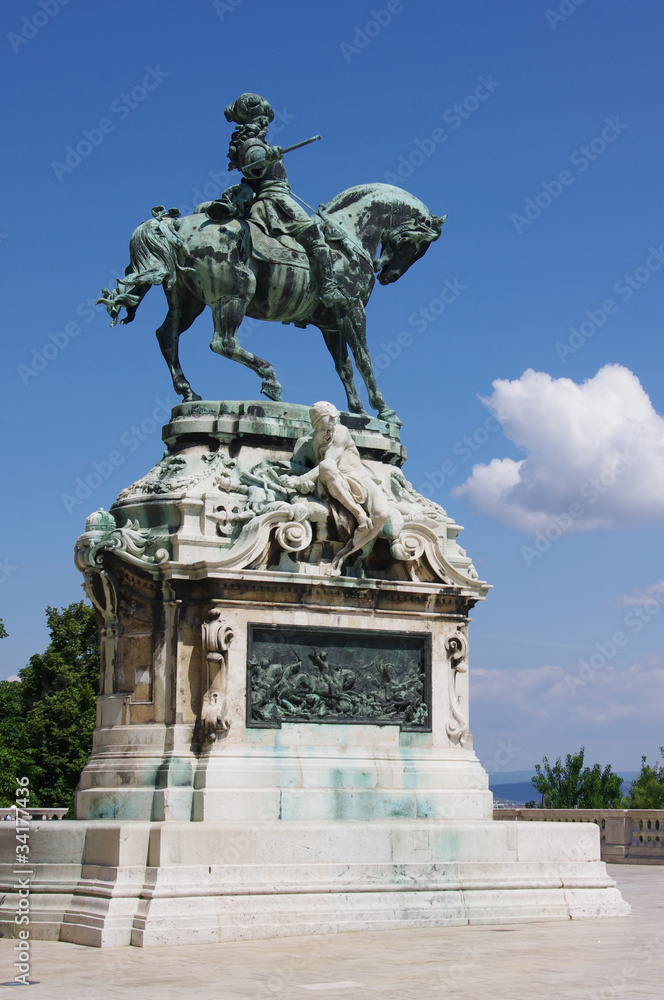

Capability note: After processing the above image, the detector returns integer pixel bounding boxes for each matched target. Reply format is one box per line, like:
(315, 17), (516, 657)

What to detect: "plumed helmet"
(224, 93), (274, 125)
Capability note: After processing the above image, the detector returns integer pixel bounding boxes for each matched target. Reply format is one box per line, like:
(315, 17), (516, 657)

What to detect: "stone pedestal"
(0, 401), (629, 946)
(73, 401), (490, 826)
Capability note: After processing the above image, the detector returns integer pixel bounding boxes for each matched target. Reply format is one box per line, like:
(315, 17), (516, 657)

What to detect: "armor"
(208, 93), (347, 311)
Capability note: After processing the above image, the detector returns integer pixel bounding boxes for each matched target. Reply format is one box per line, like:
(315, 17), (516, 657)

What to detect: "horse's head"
(374, 213), (447, 285)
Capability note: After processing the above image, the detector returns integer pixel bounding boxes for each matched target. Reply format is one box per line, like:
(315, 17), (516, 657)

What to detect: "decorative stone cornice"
(74, 402), (490, 601)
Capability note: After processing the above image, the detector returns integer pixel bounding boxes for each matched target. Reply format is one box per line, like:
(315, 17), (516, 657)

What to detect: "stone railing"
(495, 808), (664, 864)
(1, 806), (68, 821)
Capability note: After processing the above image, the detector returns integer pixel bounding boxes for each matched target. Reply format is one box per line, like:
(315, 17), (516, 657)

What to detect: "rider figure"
(204, 93), (347, 312)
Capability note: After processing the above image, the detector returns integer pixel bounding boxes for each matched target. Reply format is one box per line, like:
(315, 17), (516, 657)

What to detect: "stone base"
(0, 818), (629, 947)
(15, 400), (625, 948)
(76, 722), (494, 824)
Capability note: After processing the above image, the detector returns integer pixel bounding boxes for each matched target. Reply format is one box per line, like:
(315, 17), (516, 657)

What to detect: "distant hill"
(491, 781), (538, 805)
(487, 770), (538, 785)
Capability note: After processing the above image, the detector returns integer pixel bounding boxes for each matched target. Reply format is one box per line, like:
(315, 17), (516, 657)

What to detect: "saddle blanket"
(247, 221), (309, 269)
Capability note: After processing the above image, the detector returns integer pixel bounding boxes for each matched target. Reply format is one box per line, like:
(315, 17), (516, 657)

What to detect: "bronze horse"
(99, 183), (446, 425)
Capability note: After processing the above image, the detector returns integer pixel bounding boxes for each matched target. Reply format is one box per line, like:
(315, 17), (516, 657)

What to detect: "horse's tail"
(97, 215), (186, 326)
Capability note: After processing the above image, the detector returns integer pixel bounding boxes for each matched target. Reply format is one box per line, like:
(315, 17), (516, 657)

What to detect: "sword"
(279, 134), (322, 154)
(242, 135), (322, 172)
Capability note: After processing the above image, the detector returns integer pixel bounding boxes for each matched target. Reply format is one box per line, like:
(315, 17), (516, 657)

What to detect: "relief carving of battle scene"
(247, 625), (430, 730)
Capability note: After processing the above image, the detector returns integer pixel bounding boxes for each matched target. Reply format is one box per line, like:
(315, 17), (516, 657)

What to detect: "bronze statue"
(200, 93), (346, 312)
(98, 93), (447, 425)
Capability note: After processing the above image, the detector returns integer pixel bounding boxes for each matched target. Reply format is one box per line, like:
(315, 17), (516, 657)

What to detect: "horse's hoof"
(378, 408), (402, 427)
(179, 388), (202, 402)
(261, 379), (283, 402)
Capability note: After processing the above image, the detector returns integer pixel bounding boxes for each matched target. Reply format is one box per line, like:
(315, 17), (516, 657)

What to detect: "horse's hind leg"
(156, 290), (205, 401)
(210, 296), (283, 401)
(319, 326), (366, 414)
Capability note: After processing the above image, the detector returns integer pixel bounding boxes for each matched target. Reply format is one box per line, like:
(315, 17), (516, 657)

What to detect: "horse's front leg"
(156, 290), (206, 401)
(319, 326), (366, 415)
(210, 296), (283, 400)
(341, 310), (401, 426)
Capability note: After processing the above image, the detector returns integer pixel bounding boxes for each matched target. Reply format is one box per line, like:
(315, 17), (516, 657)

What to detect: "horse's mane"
(324, 183), (431, 220)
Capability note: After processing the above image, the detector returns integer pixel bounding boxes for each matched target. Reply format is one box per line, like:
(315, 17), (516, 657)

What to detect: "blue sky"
(1, 0), (664, 772)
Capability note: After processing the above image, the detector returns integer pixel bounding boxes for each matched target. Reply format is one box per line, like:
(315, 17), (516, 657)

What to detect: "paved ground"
(0, 866), (662, 999)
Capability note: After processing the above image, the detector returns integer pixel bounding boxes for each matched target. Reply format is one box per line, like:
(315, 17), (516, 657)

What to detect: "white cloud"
(471, 654), (664, 771)
(453, 364), (664, 533)
(612, 581), (664, 608)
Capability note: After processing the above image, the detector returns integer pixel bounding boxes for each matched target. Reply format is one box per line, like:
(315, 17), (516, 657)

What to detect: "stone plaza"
(1, 865), (658, 999)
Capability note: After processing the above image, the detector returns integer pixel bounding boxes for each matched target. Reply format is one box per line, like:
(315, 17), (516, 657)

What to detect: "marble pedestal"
(0, 401), (629, 945)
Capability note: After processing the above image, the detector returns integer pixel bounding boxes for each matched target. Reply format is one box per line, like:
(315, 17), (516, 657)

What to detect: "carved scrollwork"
(75, 509), (170, 572)
(201, 608), (234, 665)
(83, 567), (119, 696)
(389, 530), (425, 562)
(274, 519), (312, 552)
(198, 688), (229, 744)
(445, 633), (468, 670)
(445, 631), (469, 746)
(197, 609), (235, 745)
(83, 567), (118, 624)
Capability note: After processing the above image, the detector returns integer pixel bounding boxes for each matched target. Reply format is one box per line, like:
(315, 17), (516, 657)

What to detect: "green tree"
(623, 749), (664, 808)
(0, 677), (24, 805)
(531, 746), (623, 808)
(0, 617), (7, 638)
(0, 602), (100, 814)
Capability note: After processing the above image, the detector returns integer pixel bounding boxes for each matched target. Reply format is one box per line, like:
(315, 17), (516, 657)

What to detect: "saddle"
(205, 198), (371, 274)
(246, 221), (374, 276)
(246, 221), (310, 270)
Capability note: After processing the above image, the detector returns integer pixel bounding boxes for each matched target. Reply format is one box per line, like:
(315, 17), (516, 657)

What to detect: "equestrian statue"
(98, 93), (447, 426)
